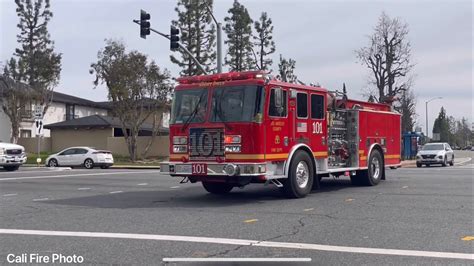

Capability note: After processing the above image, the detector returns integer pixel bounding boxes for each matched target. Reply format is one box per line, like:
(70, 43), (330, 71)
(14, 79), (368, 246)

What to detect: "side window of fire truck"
(296, 93), (308, 118)
(311, 94), (324, 119)
(269, 88), (287, 117)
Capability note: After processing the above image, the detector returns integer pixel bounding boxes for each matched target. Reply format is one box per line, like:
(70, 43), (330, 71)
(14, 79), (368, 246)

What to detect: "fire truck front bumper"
(160, 161), (277, 178)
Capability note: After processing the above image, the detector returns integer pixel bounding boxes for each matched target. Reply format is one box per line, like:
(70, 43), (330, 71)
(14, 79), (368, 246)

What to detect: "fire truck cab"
(160, 71), (401, 198)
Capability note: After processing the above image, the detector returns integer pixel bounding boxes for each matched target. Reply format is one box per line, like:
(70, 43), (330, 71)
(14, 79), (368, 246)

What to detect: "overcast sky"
(0, 0), (472, 135)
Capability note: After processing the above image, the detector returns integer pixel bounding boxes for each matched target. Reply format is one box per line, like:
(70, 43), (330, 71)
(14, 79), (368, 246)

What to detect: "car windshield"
(422, 144), (444, 151)
(170, 89), (208, 124)
(210, 85), (264, 122)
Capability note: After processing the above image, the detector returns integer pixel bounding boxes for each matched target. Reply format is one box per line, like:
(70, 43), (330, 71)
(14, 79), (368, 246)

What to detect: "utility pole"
(425, 97), (442, 139)
(205, 4), (222, 73)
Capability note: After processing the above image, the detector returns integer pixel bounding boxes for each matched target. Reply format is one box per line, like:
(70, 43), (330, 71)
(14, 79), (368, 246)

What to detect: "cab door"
(265, 86), (290, 160)
(294, 91), (311, 149)
(309, 93), (327, 158)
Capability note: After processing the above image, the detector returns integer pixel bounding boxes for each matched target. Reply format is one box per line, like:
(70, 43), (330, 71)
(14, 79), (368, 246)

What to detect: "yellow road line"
(461, 236), (474, 241)
(243, 219), (259, 223)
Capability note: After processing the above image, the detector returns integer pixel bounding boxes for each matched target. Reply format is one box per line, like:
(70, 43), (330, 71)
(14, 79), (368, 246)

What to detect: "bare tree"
(356, 12), (414, 102)
(90, 40), (171, 161)
(395, 87), (417, 133)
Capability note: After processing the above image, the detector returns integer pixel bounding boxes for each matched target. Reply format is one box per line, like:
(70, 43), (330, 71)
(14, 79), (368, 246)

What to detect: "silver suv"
(416, 142), (454, 167)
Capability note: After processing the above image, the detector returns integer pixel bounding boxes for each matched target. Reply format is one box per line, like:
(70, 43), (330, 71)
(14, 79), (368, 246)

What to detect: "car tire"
(84, 158), (94, 169)
(202, 182), (233, 194)
(449, 156), (454, 166)
(3, 165), (19, 171)
(353, 149), (383, 186)
(48, 159), (58, 168)
(441, 156), (447, 167)
(282, 151), (314, 198)
(416, 163), (422, 168)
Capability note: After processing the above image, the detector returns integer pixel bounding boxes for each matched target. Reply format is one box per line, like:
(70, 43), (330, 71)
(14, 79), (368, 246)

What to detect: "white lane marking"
(109, 191), (123, 194)
(454, 157), (472, 165)
(77, 188), (91, 190)
(3, 193), (17, 197)
(32, 198), (49, 201)
(163, 258), (311, 262)
(0, 171), (159, 181)
(137, 183), (148, 186)
(170, 186), (180, 189)
(0, 229), (471, 260)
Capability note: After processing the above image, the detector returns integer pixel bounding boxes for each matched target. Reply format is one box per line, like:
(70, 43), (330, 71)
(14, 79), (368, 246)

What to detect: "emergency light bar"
(177, 70), (267, 84)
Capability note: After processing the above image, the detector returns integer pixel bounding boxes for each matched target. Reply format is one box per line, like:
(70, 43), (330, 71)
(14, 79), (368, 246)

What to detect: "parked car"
(416, 142), (454, 167)
(45, 147), (114, 169)
(0, 142), (27, 171)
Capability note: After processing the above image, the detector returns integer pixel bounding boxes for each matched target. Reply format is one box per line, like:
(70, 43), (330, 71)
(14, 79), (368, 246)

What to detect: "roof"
(51, 91), (110, 109)
(44, 115), (168, 133)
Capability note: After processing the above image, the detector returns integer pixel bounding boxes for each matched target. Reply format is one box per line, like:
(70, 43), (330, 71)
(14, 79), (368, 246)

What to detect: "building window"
(20, 130), (31, 138)
(20, 103), (33, 119)
(66, 104), (75, 120)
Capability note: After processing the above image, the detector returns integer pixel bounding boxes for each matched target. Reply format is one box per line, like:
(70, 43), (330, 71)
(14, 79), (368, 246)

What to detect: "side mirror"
(274, 88), (283, 108)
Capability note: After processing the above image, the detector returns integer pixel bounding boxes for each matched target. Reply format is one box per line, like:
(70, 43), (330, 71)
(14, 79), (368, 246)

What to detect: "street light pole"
(425, 97), (442, 139)
(205, 4), (222, 73)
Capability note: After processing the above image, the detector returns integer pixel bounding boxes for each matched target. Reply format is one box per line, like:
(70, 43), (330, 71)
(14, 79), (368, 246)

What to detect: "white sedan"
(46, 147), (114, 169)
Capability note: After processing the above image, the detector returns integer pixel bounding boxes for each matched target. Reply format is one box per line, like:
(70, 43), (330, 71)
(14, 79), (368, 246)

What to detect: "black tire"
(47, 158), (58, 167)
(282, 151), (314, 198)
(3, 165), (19, 171)
(441, 156), (447, 167)
(449, 156), (454, 166)
(84, 158), (94, 169)
(202, 182), (233, 194)
(416, 163), (422, 168)
(352, 149), (383, 186)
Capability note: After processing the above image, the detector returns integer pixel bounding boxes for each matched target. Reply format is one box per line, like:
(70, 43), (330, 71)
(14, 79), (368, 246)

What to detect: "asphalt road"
(0, 151), (472, 265)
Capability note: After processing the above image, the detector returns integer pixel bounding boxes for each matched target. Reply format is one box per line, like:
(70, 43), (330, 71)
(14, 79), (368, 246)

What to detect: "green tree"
(171, 0), (216, 76)
(1, 0), (61, 142)
(224, 0), (254, 71)
(432, 107), (451, 142)
(278, 54), (297, 83)
(14, 0), (62, 108)
(253, 12), (275, 70)
(395, 88), (417, 133)
(90, 40), (172, 161)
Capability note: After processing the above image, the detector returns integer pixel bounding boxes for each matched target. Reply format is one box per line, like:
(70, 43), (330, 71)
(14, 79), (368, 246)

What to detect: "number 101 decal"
(312, 121), (323, 134)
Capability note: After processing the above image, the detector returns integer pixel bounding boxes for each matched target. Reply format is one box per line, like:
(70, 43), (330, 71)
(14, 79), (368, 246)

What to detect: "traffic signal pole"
(132, 19), (208, 75)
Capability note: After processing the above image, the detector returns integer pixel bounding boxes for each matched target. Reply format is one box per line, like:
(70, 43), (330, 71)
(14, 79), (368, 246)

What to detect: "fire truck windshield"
(210, 85), (264, 123)
(170, 89), (208, 124)
(170, 85), (264, 125)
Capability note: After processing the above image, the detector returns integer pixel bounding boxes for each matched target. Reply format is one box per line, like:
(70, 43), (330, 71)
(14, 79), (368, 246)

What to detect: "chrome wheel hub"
(296, 161), (309, 188)
(371, 157), (380, 180)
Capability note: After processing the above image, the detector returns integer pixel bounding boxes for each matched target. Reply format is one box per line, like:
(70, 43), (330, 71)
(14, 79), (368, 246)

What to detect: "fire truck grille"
(6, 149), (22, 155)
(189, 128), (224, 161)
(421, 155), (436, 159)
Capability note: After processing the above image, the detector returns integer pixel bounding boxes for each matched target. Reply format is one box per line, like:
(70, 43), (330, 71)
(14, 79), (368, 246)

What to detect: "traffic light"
(140, 10), (151, 39)
(170, 26), (180, 50)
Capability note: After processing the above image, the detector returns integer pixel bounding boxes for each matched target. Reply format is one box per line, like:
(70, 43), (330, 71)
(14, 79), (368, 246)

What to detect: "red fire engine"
(160, 71), (401, 198)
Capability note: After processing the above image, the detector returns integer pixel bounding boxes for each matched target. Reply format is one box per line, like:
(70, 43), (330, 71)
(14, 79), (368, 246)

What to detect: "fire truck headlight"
(173, 136), (188, 145)
(225, 145), (241, 153)
(173, 145), (187, 153)
(224, 135), (241, 144)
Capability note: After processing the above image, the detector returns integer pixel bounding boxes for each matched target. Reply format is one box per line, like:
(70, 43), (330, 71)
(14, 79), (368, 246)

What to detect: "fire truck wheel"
(283, 151), (314, 198)
(202, 182), (234, 194)
(352, 149), (383, 186)
(366, 149), (383, 185)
